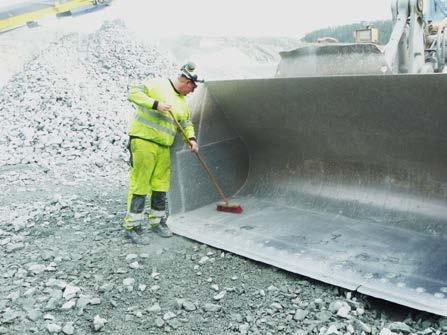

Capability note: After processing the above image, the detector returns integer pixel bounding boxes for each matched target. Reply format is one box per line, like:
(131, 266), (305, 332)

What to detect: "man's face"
(185, 80), (197, 95)
(176, 77), (198, 96)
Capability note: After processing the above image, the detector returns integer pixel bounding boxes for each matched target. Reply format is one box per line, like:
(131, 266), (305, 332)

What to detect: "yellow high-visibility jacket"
(128, 78), (195, 146)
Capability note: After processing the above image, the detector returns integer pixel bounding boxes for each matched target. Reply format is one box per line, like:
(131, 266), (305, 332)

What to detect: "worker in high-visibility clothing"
(124, 62), (203, 244)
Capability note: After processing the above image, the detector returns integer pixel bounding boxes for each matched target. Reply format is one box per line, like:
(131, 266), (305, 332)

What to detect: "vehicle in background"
(277, 0), (447, 77)
(0, 0), (112, 33)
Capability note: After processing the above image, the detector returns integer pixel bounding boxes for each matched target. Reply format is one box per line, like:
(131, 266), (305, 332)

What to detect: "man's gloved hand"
(157, 102), (172, 112)
(189, 139), (199, 153)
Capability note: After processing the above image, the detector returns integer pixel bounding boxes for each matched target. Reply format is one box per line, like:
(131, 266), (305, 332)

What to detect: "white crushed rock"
(92, 315), (107, 331)
(0, 20), (177, 183)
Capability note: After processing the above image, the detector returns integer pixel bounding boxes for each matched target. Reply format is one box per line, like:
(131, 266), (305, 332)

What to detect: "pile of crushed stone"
(0, 20), (176, 179)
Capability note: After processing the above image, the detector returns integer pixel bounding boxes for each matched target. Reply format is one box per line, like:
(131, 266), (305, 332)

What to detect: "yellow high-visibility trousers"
(124, 138), (170, 230)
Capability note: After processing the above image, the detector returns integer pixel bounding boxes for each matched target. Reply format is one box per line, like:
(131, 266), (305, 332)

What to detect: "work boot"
(151, 220), (173, 238)
(124, 210), (148, 241)
(133, 224), (151, 235)
(125, 229), (150, 245)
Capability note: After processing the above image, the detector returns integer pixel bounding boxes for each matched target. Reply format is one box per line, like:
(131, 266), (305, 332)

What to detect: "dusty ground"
(1, 169), (445, 335)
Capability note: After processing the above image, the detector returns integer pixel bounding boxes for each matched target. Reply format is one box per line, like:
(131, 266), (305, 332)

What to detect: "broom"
(168, 110), (243, 214)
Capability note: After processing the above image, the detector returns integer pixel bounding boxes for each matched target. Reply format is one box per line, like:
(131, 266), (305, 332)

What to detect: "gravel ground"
(1, 20), (446, 335)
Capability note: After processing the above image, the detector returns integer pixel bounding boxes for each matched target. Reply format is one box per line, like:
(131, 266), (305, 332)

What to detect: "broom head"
(216, 201), (243, 214)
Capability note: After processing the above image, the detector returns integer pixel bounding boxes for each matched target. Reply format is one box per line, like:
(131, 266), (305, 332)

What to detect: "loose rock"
(204, 303), (222, 312)
(92, 315), (107, 332)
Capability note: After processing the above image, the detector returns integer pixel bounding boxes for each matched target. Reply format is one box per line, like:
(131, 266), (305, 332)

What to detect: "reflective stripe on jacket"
(128, 78), (195, 146)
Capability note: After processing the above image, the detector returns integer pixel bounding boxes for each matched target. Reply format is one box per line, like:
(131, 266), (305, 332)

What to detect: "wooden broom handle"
(167, 110), (229, 204)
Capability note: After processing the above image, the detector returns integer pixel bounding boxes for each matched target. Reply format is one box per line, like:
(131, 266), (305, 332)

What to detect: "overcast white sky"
(114, 0), (392, 38)
(0, 0), (393, 37)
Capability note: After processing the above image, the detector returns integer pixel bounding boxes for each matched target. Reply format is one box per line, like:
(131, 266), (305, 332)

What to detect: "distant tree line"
(303, 20), (393, 45)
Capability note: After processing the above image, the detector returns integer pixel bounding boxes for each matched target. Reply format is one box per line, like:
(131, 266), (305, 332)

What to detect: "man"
(124, 63), (203, 244)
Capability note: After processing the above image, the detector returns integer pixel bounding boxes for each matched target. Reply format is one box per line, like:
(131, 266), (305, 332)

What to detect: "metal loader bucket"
(276, 44), (392, 77)
(169, 74), (447, 316)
